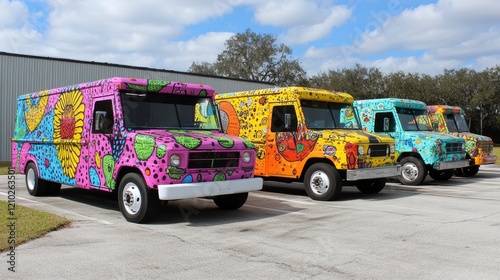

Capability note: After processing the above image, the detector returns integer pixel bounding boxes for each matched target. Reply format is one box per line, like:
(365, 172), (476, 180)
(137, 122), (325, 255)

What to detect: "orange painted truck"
(215, 87), (400, 201)
(427, 105), (497, 176)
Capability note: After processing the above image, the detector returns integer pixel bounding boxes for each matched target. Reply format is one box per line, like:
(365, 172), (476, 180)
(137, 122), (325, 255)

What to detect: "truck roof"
(354, 98), (427, 110)
(17, 77), (215, 100)
(427, 105), (464, 114)
(217, 86), (354, 104)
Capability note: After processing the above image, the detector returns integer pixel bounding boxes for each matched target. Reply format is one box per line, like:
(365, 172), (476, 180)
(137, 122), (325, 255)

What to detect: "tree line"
(189, 29), (500, 141)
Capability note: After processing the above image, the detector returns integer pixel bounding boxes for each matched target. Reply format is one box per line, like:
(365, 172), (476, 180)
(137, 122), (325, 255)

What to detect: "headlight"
(461, 142), (465, 150)
(358, 145), (364, 155)
(242, 151), (251, 163)
(390, 145), (395, 153)
(170, 154), (180, 166)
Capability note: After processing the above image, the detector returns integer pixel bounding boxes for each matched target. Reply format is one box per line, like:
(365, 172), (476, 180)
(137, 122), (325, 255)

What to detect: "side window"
(93, 100), (114, 134)
(374, 112), (395, 132)
(271, 105), (297, 132)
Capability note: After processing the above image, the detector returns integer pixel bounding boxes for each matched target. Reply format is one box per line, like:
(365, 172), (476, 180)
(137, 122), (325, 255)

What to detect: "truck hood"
(317, 129), (394, 144)
(126, 129), (254, 151)
(456, 132), (493, 143)
(401, 131), (465, 144)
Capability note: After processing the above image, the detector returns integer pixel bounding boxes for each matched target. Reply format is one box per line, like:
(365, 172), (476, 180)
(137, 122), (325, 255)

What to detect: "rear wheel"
(356, 178), (386, 194)
(118, 173), (159, 223)
(25, 162), (48, 196)
(399, 157), (427, 185)
(213, 192), (248, 210)
(429, 169), (454, 181)
(304, 163), (342, 201)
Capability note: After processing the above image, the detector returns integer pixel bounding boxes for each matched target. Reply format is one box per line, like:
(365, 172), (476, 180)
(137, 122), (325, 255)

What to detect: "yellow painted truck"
(215, 87), (401, 201)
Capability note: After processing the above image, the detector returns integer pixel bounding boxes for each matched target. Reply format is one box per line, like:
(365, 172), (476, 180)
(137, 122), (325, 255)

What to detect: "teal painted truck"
(353, 98), (469, 185)
(427, 105), (497, 176)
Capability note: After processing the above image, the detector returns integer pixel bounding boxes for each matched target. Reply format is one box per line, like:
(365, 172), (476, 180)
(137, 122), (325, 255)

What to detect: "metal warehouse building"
(0, 52), (274, 162)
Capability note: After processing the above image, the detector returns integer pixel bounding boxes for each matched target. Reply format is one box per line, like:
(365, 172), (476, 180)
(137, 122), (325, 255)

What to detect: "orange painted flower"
(53, 90), (85, 178)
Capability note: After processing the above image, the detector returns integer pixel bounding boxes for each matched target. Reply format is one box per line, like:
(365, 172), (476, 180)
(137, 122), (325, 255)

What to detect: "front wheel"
(304, 163), (342, 201)
(460, 165), (480, 177)
(429, 169), (454, 181)
(25, 162), (48, 196)
(399, 157), (427, 185)
(356, 178), (386, 194)
(118, 173), (159, 223)
(213, 192), (248, 210)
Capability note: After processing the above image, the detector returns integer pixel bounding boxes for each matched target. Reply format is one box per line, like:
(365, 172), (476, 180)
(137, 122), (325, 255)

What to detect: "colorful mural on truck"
(216, 87), (398, 178)
(353, 98), (468, 167)
(427, 105), (497, 166)
(12, 78), (257, 192)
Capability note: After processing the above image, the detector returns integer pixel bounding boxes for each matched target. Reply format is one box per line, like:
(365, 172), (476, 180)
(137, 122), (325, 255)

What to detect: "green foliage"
(189, 29), (307, 86)
(309, 64), (500, 140)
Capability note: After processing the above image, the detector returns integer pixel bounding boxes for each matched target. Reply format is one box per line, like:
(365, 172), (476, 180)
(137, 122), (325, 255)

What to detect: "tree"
(189, 29), (307, 86)
(309, 64), (384, 99)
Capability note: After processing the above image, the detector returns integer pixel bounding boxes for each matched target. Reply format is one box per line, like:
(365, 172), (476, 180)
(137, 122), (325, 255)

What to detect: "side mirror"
(383, 117), (390, 132)
(432, 121), (438, 131)
(95, 111), (111, 133)
(284, 113), (291, 130)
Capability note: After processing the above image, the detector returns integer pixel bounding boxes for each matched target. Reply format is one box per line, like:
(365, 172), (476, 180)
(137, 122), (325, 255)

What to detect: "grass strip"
(1, 201), (70, 252)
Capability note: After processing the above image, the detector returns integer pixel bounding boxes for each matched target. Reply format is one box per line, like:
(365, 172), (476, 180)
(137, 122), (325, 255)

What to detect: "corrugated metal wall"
(0, 52), (274, 162)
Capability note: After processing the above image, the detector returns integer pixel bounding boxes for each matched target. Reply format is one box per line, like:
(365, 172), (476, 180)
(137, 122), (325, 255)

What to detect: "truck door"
(89, 97), (117, 190)
(265, 103), (299, 177)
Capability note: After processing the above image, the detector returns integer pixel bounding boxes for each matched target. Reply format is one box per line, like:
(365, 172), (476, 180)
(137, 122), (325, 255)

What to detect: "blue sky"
(1, 0), (499, 77)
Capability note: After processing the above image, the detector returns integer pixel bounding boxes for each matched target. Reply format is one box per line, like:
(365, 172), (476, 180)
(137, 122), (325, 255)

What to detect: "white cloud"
(252, 0), (352, 45)
(302, 0), (500, 76)
(0, 0), (28, 28)
(279, 5), (352, 45)
(355, 0), (500, 55)
(164, 32), (234, 70)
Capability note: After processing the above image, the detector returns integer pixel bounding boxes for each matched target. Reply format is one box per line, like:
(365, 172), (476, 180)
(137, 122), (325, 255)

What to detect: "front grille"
(368, 145), (388, 157)
(445, 142), (463, 153)
(477, 141), (492, 153)
(188, 152), (240, 169)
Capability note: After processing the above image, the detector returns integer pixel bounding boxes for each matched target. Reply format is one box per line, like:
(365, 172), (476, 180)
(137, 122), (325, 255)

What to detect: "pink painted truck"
(11, 77), (262, 223)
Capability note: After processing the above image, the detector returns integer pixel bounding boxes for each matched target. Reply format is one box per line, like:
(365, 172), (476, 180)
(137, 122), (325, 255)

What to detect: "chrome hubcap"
(309, 171), (330, 195)
(122, 183), (142, 215)
(402, 162), (419, 181)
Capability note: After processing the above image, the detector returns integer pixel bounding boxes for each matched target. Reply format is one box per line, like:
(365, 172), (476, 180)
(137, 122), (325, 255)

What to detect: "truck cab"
(216, 87), (400, 201)
(427, 105), (497, 176)
(353, 98), (469, 185)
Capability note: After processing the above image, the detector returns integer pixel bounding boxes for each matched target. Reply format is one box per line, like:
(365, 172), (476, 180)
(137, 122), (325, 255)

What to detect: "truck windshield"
(445, 113), (470, 132)
(301, 100), (360, 129)
(120, 92), (221, 131)
(396, 108), (432, 131)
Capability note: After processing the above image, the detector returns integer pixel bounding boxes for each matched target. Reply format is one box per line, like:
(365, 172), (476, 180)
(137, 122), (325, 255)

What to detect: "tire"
(454, 168), (465, 177)
(303, 163), (342, 201)
(213, 192), (248, 210)
(428, 169), (454, 181)
(399, 157), (427, 185)
(356, 178), (386, 194)
(25, 162), (48, 196)
(118, 173), (159, 223)
(47, 182), (62, 195)
(461, 165), (480, 177)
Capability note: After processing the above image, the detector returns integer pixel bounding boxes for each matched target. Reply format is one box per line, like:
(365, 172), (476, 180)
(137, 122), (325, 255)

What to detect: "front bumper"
(474, 155), (498, 165)
(435, 159), (470, 170)
(346, 165), (401, 181)
(157, 177), (263, 200)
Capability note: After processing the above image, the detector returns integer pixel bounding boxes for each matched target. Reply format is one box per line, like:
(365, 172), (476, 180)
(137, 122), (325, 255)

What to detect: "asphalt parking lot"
(2, 165), (500, 279)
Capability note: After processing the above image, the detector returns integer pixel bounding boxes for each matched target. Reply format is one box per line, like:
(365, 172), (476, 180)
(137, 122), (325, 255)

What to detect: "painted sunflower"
(53, 90), (85, 178)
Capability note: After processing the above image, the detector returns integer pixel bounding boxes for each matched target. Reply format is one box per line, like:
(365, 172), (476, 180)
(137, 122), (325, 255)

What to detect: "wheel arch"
(300, 158), (340, 181)
(115, 166), (146, 191)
